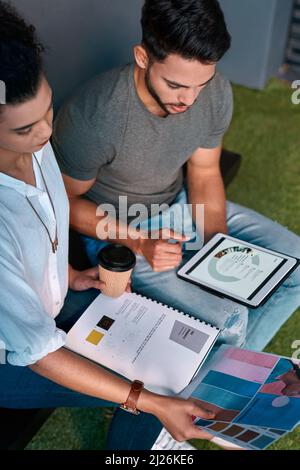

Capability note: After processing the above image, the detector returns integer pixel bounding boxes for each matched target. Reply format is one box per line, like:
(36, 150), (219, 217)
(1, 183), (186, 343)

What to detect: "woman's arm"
(29, 347), (214, 442)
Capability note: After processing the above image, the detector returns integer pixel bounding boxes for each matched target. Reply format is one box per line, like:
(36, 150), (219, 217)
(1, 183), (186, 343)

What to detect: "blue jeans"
(0, 288), (162, 450)
(81, 188), (300, 351)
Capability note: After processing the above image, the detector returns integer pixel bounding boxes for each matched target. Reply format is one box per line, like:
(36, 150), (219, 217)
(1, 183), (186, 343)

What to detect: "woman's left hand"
(69, 266), (132, 293)
(69, 266), (105, 291)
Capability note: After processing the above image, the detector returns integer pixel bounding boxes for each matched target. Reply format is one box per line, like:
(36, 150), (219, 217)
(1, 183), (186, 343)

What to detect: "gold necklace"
(25, 153), (58, 254)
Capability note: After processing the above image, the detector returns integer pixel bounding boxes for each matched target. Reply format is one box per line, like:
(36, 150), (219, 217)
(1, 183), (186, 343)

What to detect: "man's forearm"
(188, 172), (227, 242)
(69, 196), (141, 253)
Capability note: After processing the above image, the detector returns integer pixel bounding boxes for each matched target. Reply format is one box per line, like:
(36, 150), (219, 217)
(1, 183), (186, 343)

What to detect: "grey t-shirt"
(53, 64), (233, 216)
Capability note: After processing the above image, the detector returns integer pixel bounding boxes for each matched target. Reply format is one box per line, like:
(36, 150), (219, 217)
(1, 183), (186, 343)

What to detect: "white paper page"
(65, 292), (219, 395)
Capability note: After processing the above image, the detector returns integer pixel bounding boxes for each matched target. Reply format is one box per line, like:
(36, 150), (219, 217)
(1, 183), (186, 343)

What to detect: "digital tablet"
(177, 233), (299, 308)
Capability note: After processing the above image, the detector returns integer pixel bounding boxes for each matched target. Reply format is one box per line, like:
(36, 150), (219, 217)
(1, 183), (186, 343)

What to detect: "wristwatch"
(120, 380), (144, 415)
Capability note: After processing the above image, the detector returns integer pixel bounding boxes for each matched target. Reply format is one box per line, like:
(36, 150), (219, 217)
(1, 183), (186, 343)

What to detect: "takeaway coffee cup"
(98, 244), (136, 298)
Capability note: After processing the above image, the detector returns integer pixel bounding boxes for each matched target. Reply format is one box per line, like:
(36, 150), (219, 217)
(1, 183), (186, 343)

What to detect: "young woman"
(0, 1), (213, 449)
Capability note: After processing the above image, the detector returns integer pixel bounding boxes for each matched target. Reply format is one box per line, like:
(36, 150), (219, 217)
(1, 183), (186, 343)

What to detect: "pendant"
(52, 238), (59, 254)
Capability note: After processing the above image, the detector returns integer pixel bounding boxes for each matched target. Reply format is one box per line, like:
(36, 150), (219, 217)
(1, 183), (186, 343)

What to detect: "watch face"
(120, 404), (140, 415)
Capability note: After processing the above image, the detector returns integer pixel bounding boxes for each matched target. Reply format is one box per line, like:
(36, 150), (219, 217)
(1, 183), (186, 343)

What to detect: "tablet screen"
(186, 237), (287, 300)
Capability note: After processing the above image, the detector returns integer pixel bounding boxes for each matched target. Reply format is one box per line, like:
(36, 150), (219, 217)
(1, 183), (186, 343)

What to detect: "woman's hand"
(139, 391), (214, 443)
(69, 266), (105, 291)
(68, 265), (132, 292)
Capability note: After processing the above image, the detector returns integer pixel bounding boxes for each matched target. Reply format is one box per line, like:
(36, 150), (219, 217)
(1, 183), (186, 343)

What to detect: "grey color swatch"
(169, 320), (209, 354)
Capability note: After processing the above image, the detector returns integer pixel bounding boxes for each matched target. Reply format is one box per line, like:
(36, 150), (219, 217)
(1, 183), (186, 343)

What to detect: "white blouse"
(0, 142), (69, 366)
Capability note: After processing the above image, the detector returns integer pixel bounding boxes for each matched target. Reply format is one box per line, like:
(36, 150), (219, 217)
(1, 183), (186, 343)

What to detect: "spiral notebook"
(65, 292), (221, 395)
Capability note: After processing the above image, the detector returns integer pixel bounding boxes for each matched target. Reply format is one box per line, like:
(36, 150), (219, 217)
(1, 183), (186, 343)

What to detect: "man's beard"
(145, 68), (171, 115)
(144, 68), (195, 115)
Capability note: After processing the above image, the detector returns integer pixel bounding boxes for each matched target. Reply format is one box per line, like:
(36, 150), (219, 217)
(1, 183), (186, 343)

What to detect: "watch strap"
(120, 380), (144, 415)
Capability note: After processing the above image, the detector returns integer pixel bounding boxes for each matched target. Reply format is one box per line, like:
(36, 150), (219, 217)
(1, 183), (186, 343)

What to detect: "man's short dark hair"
(141, 0), (231, 64)
(0, 1), (44, 107)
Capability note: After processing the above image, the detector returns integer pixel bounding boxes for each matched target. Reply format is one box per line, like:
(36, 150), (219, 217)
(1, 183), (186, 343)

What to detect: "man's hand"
(280, 370), (300, 396)
(69, 266), (131, 292)
(138, 229), (190, 272)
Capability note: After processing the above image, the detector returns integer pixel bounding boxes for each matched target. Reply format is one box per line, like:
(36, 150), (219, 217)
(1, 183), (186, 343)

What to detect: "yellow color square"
(86, 330), (104, 346)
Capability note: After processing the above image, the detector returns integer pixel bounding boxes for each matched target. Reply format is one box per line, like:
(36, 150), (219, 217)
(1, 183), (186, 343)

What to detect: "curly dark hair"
(141, 0), (231, 64)
(0, 1), (45, 107)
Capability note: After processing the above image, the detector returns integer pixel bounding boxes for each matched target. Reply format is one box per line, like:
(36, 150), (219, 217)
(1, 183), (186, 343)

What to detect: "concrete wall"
(10, 0), (293, 106)
(12, 0), (143, 109)
(218, 0), (294, 88)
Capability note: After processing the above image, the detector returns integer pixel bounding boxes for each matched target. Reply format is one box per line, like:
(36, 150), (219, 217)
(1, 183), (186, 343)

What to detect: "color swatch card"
(180, 345), (300, 449)
(65, 292), (220, 395)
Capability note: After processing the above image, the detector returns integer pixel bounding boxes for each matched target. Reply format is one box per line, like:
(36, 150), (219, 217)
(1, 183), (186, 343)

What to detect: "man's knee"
(220, 304), (248, 347)
(277, 234), (300, 288)
(282, 264), (300, 290)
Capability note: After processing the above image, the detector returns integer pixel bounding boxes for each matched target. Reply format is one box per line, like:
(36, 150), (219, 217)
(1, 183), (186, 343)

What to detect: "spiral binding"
(132, 292), (220, 332)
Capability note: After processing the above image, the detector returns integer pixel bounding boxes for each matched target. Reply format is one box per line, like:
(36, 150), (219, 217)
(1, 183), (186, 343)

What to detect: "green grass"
(26, 408), (113, 450)
(26, 78), (300, 450)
